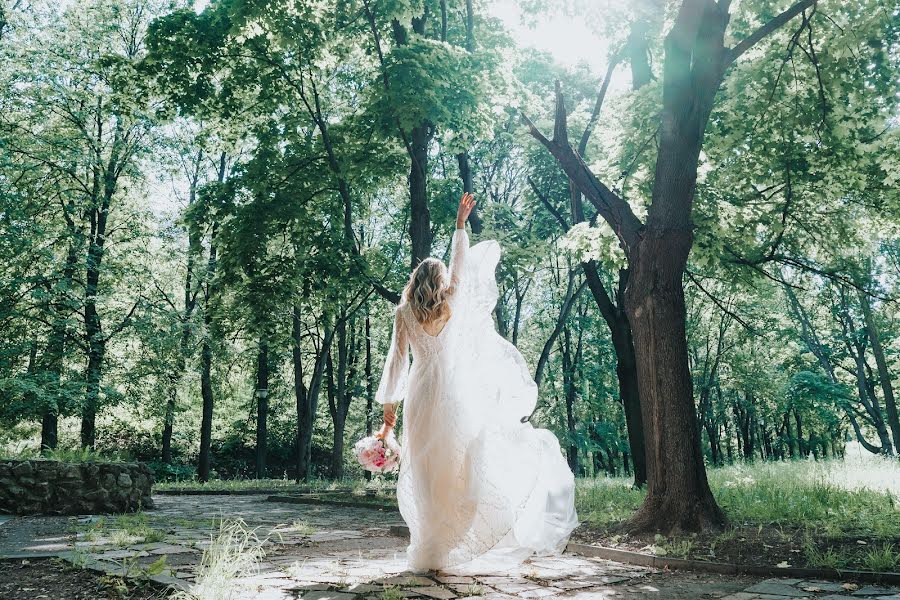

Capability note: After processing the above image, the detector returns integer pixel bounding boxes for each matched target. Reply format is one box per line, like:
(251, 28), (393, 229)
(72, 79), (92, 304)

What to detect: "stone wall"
(0, 460), (154, 515)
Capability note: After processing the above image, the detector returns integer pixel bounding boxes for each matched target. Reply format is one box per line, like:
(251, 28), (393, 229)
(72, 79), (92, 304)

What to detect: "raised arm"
(375, 307), (409, 438)
(449, 193), (476, 292)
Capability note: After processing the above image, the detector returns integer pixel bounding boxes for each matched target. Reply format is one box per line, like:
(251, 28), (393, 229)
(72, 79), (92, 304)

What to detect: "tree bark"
(328, 315), (356, 480)
(409, 124), (432, 268)
(858, 290), (900, 452)
(255, 336), (269, 479)
(197, 152), (226, 482)
(454, 0), (483, 234)
(196, 222), (217, 482)
(41, 230), (79, 452)
(297, 318), (334, 481)
(583, 262), (647, 487)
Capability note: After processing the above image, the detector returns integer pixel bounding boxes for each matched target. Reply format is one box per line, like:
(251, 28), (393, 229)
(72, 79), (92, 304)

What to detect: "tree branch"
(528, 177), (569, 231)
(579, 53), (622, 156)
(521, 86), (643, 251)
(727, 0), (817, 64)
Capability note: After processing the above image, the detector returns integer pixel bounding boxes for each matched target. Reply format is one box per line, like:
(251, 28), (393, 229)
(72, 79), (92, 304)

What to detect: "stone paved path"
(1, 494), (898, 599)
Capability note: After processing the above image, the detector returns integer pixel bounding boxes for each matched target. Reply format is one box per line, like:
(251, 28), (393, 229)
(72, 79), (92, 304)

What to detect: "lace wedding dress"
(376, 229), (578, 573)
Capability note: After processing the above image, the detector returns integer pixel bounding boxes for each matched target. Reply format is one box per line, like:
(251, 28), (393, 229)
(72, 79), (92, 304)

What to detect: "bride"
(374, 193), (578, 573)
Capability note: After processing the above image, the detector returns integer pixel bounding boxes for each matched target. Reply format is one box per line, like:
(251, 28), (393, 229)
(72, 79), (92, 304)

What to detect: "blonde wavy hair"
(404, 258), (451, 325)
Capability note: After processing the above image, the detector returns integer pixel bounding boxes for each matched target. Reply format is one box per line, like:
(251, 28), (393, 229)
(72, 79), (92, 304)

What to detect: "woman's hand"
(376, 403), (397, 439)
(456, 192), (476, 229)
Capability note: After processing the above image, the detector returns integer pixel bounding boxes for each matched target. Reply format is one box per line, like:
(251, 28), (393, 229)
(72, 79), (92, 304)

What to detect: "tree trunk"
(364, 308), (374, 481)
(197, 153), (226, 482)
(163, 150), (203, 464)
(293, 305), (308, 482)
(409, 124), (432, 268)
(583, 263), (647, 486)
(41, 237), (78, 451)
(255, 336), (269, 479)
(81, 197), (110, 449)
(624, 229), (725, 531)
(561, 327), (578, 474)
(858, 291), (900, 452)
(328, 315), (356, 480)
(297, 319), (334, 481)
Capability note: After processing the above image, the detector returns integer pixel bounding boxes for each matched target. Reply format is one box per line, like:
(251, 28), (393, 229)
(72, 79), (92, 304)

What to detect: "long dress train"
(375, 229), (578, 573)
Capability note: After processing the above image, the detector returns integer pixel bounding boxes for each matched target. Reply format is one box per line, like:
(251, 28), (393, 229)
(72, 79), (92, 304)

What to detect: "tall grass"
(576, 456), (900, 537)
(170, 519), (264, 600)
(0, 446), (128, 462)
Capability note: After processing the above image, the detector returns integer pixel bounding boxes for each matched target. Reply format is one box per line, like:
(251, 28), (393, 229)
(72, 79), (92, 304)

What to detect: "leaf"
(145, 555), (168, 576)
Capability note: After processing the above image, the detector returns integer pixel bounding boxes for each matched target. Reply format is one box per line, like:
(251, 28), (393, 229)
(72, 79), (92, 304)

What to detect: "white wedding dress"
(375, 229), (578, 573)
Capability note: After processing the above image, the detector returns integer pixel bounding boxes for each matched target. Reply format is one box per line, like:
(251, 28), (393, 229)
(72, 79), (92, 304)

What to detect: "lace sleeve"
(449, 228), (469, 292)
(375, 306), (410, 405)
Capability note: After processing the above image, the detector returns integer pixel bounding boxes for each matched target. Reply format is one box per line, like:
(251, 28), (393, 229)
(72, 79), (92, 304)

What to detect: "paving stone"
(415, 586), (457, 599)
(337, 582), (380, 593)
(761, 578), (804, 585)
(381, 575), (439, 586)
(853, 588), (900, 597)
(292, 582), (334, 591)
(94, 549), (150, 560)
(819, 596), (857, 600)
(744, 581), (810, 597)
(720, 594), (760, 600)
(579, 575), (632, 585)
(519, 586), (564, 598)
(448, 583), (487, 595)
(553, 579), (597, 590)
(297, 592), (357, 600)
(491, 581), (542, 594)
(436, 575), (476, 584)
(799, 581), (847, 593)
(557, 592), (611, 599)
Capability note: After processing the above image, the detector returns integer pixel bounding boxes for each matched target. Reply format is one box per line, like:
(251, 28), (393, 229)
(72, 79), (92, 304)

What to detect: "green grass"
(1, 446), (128, 463)
(862, 543), (900, 572)
(576, 456), (900, 540)
(171, 519), (264, 600)
(380, 588), (405, 600)
(272, 519), (316, 535)
(78, 512), (168, 546)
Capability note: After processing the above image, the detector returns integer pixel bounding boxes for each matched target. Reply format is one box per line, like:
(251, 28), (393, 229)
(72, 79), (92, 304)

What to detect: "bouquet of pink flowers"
(353, 433), (401, 474)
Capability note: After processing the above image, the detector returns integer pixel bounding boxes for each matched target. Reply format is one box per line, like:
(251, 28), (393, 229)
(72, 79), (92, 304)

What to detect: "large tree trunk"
(41, 234), (79, 451)
(859, 291), (900, 452)
(80, 189), (111, 449)
(255, 336), (269, 479)
(297, 318), (334, 481)
(624, 232), (725, 531)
